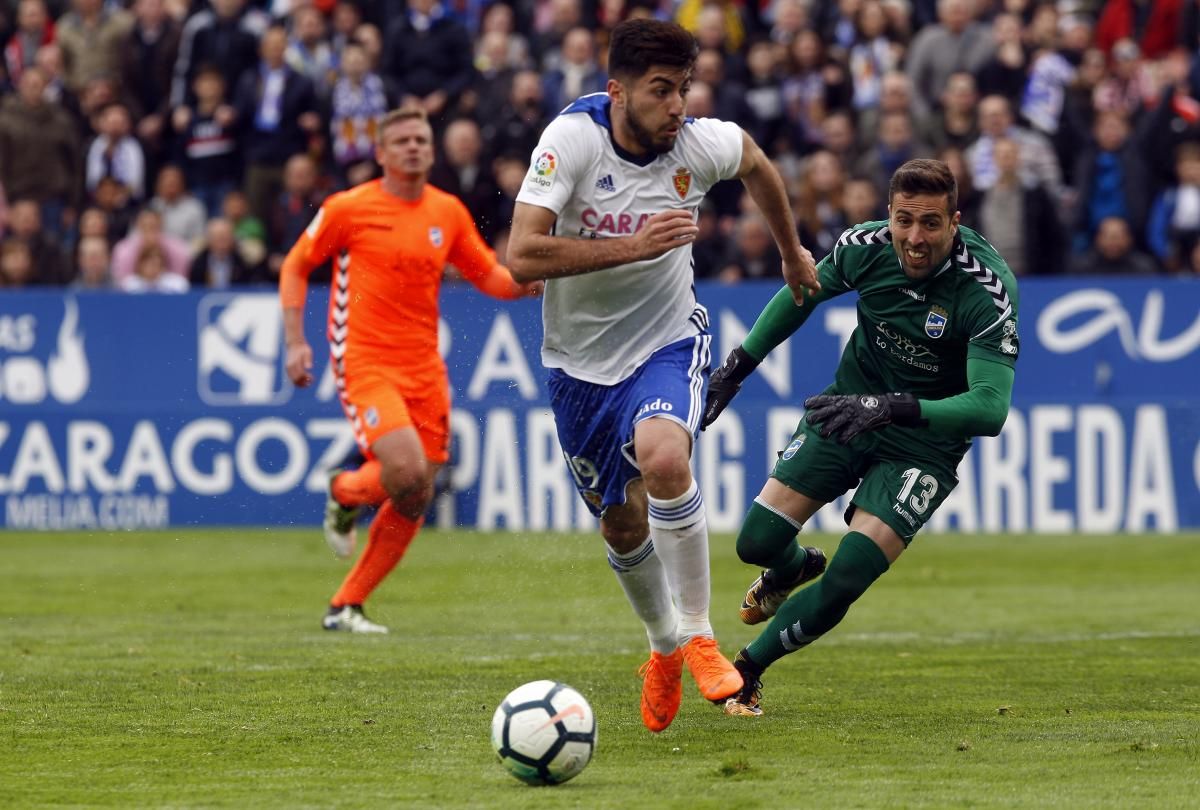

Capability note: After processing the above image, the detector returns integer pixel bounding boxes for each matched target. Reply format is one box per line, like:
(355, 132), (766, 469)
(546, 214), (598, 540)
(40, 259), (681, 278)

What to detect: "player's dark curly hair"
(889, 159), (958, 214)
(608, 19), (699, 81)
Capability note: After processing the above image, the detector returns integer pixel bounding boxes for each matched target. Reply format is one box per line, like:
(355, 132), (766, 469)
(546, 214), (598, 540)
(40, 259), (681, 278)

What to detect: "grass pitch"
(2, 528), (1198, 809)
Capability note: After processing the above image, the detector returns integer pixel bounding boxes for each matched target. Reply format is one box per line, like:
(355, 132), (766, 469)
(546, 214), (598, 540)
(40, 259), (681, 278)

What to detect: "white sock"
(647, 480), (712, 643)
(607, 536), (678, 654)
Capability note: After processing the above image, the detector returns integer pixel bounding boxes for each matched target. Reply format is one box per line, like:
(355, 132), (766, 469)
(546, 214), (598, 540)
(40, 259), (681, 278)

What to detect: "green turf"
(1, 528), (1198, 809)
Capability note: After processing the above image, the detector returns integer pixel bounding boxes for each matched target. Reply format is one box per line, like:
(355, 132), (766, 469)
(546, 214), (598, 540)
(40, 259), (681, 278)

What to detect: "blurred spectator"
(120, 240), (190, 292)
(781, 30), (851, 153)
(6, 198), (71, 283)
(467, 30), (521, 122)
(286, 5), (335, 97)
(1143, 51), (1200, 188)
(819, 110), (861, 171)
(1093, 38), (1155, 118)
(1071, 110), (1152, 253)
(33, 42), (71, 110)
(383, 0), (475, 124)
(55, 0), (132, 94)
(0, 66), (81, 236)
(1069, 216), (1160, 275)
(1095, 0), (1181, 60)
(965, 94), (1064, 202)
(85, 102), (146, 203)
(973, 11), (1028, 103)
(0, 238), (36, 287)
(977, 137), (1064, 276)
(841, 175), (883, 225)
(475, 2), (531, 73)
(0, 180), (8, 238)
(221, 188), (268, 269)
(742, 39), (787, 151)
(4, 0), (55, 87)
(170, 0), (268, 111)
(111, 207), (191, 284)
(482, 69), (546, 163)
(767, 0), (808, 46)
(351, 22), (383, 71)
(149, 164), (207, 251)
(1147, 141), (1200, 270)
(119, 0), (181, 163)
(72, 234), (111, 289)
(542, 27), (605, 117)
(920, 70), (978, 153)
(328, 1), (363, 58)
(854, 110), (930, 199)
(189, 216), (259, 287)
(533, 0), (585, 71)
(268, 152), (324, 273)
(847, 0), (903, 112)
(76, 204), (117, 244)
(429, 118), (502, 239)
(689, 201), (724, 278)
(793, 150), (848, 258)
(91, 175), (137, 240)
(171, 64), (240, 217)
(232, 24), (321, 223)
(939, 144), (979, 225)
(696, 47), (753, 131)
(905, 0), (993, 105)
(680, 0), (748, 57)
(719, 212), (781, 282)
(489, 152), (526, 244)
(328, 40), (390, 185)
(856, 71), (920, 154)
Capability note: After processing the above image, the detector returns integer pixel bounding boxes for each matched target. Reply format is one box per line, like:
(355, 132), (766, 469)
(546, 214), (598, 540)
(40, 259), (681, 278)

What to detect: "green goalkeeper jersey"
(742, 221), (1020, 458)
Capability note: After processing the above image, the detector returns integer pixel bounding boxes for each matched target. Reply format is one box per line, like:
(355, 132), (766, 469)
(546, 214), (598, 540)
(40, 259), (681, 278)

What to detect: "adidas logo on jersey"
(595, 174), (616, 192)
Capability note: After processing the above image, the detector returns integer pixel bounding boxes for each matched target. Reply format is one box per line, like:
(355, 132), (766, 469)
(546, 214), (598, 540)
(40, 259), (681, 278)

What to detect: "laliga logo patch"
(527, 151), (557, 190)
(781, 435), (806, 460)
(672, 167), (691, 199)
(365, 407), (379, 428)
(428, 226), (443, 247)
(924, 305), (949, 339)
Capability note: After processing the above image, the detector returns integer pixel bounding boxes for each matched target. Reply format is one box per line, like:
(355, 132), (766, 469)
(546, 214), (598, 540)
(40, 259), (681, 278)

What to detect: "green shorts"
(771, 418), (960, 543)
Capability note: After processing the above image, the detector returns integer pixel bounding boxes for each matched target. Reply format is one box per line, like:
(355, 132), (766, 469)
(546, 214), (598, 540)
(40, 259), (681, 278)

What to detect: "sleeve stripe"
(971, 305), (1013, 340)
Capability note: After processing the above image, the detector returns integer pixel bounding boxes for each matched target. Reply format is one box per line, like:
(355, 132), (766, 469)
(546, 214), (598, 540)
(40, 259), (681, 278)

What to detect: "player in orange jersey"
(280, 106), (540, 633)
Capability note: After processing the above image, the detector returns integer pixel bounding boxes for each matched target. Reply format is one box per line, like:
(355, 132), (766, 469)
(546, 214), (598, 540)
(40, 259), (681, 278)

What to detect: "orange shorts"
(339, 371), (451, 464)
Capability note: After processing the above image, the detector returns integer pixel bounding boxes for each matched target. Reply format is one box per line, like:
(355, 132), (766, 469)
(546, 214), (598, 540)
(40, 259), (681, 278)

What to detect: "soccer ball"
(490, 680), (597, 786)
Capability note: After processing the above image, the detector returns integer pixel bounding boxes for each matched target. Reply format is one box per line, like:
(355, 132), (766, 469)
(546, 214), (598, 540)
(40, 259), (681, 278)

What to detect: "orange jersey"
(280, 180), (500, 391)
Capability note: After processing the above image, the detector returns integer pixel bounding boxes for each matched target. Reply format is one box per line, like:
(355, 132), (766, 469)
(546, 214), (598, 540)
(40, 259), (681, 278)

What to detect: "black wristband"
(722, 346), (760, 385)
(886, 393), (924, 426)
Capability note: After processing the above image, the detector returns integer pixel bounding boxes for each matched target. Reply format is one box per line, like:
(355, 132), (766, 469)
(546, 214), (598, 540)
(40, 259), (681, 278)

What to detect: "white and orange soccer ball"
(490, 680), (596, 786)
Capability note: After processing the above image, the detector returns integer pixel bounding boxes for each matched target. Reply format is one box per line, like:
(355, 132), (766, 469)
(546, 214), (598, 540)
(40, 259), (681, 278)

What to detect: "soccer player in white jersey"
(507, 19), (820, 733)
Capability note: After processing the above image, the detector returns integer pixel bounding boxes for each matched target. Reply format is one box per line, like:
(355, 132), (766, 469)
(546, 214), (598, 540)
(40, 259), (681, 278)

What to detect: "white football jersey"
(516, 93), (744, 385)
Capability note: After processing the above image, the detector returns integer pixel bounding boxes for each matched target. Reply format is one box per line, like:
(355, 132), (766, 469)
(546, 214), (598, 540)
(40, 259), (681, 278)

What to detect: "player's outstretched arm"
(507, 202), (698, 282)
(804, 358), (1015, 444)
(734, 130), (820, 303)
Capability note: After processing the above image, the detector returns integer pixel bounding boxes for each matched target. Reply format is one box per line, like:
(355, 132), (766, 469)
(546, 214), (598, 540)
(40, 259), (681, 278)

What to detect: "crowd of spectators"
(2, 0), (1200, 291)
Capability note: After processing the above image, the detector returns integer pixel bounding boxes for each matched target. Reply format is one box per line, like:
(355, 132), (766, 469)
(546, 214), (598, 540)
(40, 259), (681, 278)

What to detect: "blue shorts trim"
(548, 334), (711, 517)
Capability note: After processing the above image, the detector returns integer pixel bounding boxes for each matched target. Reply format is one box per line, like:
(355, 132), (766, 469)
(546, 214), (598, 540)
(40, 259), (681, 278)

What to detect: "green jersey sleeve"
(741, 254), (851, 361)
(918, 356), (1014, 437)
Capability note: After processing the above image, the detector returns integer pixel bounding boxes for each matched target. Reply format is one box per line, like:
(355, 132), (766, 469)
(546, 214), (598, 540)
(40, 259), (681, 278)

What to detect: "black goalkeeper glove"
(803, 393), (923, 444)
(701, 346), (759, 430)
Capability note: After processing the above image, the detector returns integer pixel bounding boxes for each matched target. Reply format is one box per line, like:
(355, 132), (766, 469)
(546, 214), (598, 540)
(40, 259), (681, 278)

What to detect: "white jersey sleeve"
(516, 113), (598, 215)
(680, 117), (744, 189)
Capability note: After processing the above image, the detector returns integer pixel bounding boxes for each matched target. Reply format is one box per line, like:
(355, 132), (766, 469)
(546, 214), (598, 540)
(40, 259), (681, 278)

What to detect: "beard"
(626, 105), (677, 155)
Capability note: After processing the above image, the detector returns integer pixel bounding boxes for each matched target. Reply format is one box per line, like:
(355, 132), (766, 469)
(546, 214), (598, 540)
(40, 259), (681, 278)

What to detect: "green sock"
(747, 531), (889, 668)
(736, 500), (807, 581)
